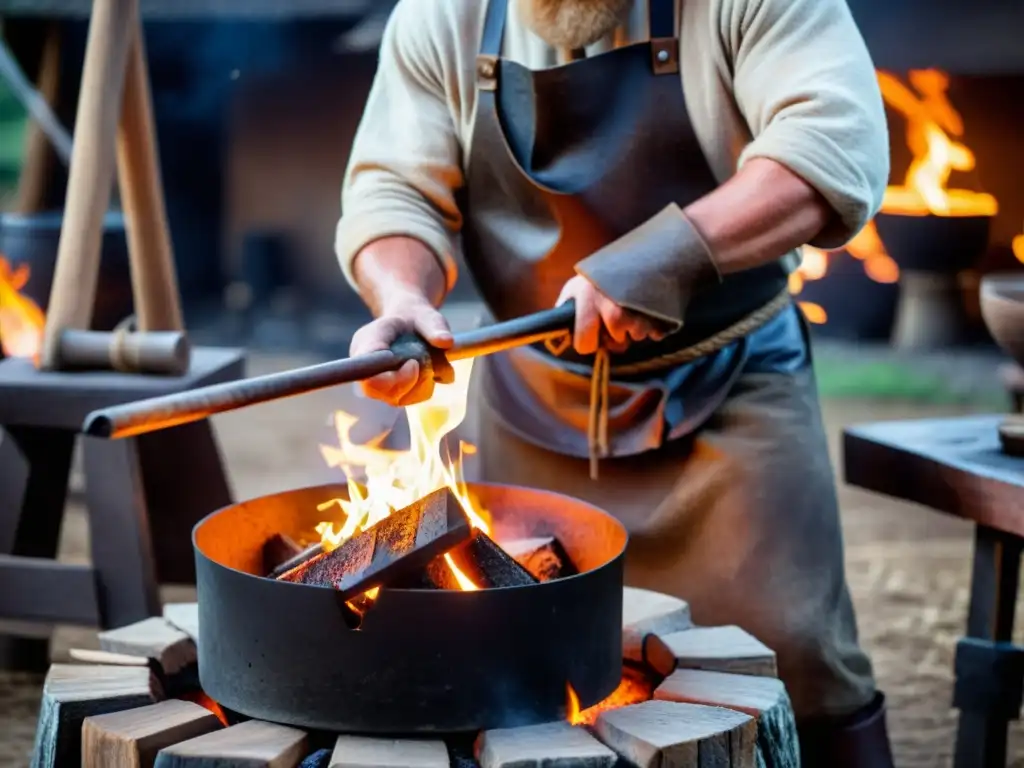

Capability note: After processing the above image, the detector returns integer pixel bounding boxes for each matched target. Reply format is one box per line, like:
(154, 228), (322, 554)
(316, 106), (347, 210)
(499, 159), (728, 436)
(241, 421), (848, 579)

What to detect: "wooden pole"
(39, 0), (136, 370)
(14, 23), (61, 216)
(115, 18), (184, 332)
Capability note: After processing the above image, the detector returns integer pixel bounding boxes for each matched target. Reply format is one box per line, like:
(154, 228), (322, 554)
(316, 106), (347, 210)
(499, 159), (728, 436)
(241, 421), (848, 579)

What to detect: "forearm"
(352, 236), (448, 317)
(684, 158), (832, 274)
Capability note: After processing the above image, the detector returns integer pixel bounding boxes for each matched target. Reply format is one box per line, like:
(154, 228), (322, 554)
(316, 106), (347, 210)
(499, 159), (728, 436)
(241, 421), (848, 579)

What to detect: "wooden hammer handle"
(40, 0), (137, 369)
(116, 16), (184, 332)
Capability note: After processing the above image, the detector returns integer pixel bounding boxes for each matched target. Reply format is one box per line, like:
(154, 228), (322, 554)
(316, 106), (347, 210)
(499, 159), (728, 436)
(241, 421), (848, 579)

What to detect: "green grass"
(0, 81), (25, 194)
(815, 358), (1006, 408)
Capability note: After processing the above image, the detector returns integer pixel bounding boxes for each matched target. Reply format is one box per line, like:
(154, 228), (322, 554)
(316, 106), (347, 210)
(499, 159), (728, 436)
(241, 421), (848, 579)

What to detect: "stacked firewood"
(30, 588), (800, 768)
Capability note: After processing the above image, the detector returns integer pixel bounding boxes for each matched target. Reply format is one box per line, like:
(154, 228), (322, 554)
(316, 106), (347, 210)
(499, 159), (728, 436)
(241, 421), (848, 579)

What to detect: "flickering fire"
(0, 256), (45, 361)
(316, 358), (489, 597)
(877, 69), (998, 218)
(566, 667), (655, 727)
(1014, 226), (1024, 265)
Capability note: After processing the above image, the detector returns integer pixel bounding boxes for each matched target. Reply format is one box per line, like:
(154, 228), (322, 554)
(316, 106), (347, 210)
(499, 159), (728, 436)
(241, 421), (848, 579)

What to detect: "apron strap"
(649, 0), (676, 39)
(480, 0), (508, 57)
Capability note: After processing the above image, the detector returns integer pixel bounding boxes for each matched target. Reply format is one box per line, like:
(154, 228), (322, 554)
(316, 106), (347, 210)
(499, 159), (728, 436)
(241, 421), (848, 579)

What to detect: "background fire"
(0, 254), (44, 360)
(790, 68), (998, 326)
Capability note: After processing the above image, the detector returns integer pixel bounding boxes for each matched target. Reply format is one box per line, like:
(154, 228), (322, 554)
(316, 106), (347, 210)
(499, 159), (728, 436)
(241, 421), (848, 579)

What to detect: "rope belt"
(586, 287), (793, 479)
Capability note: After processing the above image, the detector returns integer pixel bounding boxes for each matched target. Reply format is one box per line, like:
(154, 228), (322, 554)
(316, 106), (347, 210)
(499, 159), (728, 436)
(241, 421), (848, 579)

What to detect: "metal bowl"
(981, 272), (1024, 367)
(193, 481), (627, 734)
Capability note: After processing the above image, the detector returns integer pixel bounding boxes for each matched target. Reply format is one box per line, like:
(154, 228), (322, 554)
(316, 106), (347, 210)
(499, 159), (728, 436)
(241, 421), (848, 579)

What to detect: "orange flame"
(316, 358), (490, 596)
(566, 684), (583, 725)
(1014, 227), (1024, 265)
(566, 667), (655, 727)
(0, 256), (45, 361)
(878, 69), (997, 218)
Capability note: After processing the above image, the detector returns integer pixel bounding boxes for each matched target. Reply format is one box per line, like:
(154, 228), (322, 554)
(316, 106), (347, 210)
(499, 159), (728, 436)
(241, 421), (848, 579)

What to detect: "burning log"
(82, 700), (222, 768)
(262, 533), (304, 576)
(329, 735), (449, 768)
(655, 669), (800, 768)
(475, 721), (616, 768)
(31, 663), (162, 768)
(595, 700), (757, 767)
(644, 626), (778, 679)
(500, 536), (577, 582)
(153, 720), (308, 768)
(268, 542), (324, 579)
(410, 530), (539, 590)
(277, 487), (472, 601)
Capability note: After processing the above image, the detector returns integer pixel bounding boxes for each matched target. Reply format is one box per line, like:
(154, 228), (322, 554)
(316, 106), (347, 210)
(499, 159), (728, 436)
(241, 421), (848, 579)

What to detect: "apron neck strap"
(480, 0), (508, 58)
(649, 0), (676, 39)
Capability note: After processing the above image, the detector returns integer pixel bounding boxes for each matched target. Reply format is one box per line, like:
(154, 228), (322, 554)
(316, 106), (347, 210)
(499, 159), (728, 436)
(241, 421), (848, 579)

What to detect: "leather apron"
(458, 0), (877, 719)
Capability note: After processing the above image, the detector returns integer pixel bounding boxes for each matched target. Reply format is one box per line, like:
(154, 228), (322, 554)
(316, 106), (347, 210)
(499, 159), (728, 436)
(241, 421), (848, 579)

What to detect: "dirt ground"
(0, 352), (1021, 767)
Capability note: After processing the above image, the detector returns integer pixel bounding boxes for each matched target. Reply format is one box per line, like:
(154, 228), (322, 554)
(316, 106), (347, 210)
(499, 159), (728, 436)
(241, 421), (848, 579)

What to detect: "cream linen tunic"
(335, 0), (889, 290)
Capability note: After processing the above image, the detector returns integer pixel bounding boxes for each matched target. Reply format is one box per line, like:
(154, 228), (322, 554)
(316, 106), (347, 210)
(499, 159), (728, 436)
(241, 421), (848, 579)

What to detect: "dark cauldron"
(194, 481), (627, 734)
(875, 212), (993, 273)
(0, 211), (134, 330)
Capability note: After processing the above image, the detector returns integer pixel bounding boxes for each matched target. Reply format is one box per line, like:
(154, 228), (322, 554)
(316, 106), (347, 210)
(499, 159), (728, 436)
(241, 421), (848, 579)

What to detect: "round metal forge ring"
(193, 482), (627, 733)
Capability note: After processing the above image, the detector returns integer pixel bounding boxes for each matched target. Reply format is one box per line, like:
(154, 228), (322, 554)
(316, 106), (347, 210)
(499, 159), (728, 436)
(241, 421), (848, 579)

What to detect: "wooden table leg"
(953, 525), (1024, 768)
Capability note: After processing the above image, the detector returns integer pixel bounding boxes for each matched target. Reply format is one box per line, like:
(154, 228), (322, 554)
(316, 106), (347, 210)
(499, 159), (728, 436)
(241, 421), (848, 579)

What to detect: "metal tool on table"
(83, 301), (578, 439)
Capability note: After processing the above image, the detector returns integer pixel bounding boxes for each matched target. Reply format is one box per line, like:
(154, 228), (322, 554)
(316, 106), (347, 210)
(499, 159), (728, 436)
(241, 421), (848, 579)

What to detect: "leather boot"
(797, 692), (896, 768)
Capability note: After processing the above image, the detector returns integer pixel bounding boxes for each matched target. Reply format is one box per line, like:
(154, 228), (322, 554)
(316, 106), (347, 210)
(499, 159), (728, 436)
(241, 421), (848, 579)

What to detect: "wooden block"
(263, 533), (304, 576)
(595, 700), (757, 768)
(154, 720), (308, 768)
(100, 617), (197, 676)
(621, 587), (693, 664)
(644, 626), (777, 679)
(70, 648), (152, 667)
(278, 487), (472, 600)
(501, 536), (578, 582)
(475, 721), (616, 768)
(30, 663), (162, 768)
(444, 530), (539, 588)
(268, 543), (324, 579)
(82, 699), (223, 768)
(329, 734), (449, 767)
(163, 603), (200, 645)
(655, 670), (800, 768)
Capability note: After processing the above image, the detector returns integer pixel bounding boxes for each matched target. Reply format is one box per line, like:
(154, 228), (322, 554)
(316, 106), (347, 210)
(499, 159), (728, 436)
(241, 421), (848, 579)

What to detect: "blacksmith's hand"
(349, 291), (453, 407)
(557, 275), (667, 356)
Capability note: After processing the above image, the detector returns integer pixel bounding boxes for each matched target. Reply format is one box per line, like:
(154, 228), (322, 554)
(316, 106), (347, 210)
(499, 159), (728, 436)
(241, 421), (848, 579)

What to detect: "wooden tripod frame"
(39, 0), (185, 371)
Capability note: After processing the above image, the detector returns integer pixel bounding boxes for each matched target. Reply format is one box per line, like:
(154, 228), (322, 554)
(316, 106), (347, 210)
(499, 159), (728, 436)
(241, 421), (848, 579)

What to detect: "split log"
(154, 720), (308, 768)
(500, 536), (577, 582)
(644, 626), (777, 679)
(70, 648), (152, 667)
(411, 530), (538, 590)
(329, 734), (450, 767)
(595, 700), (757, 768)
(162, 603), (200, 646)
(99, 617), (197, 677)
(278, 487), (472, 600)
(82, 699), (222, 768)
(655, 669), (799, 768)
(476, 721), (616, 768)
(30, 663), (162, 768)
(262, 533), (304, 575)
(621, 587), (693, 664)
(269, 543), (324, 579)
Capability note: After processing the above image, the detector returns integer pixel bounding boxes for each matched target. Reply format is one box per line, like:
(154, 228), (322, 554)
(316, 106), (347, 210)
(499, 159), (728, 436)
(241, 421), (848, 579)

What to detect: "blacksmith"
(336, 0), (892, 763)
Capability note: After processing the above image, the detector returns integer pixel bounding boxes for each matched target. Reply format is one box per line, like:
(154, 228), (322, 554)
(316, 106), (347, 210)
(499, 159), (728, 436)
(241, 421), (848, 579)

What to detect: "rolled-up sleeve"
(335, 0), (463, 292)
(731, 0), (889, 249)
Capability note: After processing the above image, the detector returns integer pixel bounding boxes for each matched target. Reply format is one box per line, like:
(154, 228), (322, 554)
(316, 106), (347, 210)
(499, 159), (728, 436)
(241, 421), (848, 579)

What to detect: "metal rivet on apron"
(478, 59), (495, 78)
(657, 49), (670, 63)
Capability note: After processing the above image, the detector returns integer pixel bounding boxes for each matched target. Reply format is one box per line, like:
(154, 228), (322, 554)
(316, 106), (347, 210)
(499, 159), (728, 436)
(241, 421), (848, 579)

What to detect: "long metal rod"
(83, 302), (576, 439)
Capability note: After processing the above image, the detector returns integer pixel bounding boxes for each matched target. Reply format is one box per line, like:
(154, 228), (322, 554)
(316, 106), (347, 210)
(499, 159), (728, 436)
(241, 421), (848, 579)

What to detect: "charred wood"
(407, 530), (539, 590)
(268, 542), (324, 579)
(500, 536), (577, 582)
(262, 533), (303, 576)
(277, 488), (472, 601)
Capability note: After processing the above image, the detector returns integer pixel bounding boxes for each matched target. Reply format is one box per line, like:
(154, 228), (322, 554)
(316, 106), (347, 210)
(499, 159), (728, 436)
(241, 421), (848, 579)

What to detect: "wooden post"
(14, 23), (62, 216)
(39, 0), (136, 370)
(115, 18), (184, 332)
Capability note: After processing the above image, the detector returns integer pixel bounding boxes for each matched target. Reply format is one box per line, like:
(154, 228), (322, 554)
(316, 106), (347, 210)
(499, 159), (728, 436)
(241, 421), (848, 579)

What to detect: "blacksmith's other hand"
(557, 274), (667, 356)
(350, 292), (453, 407)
